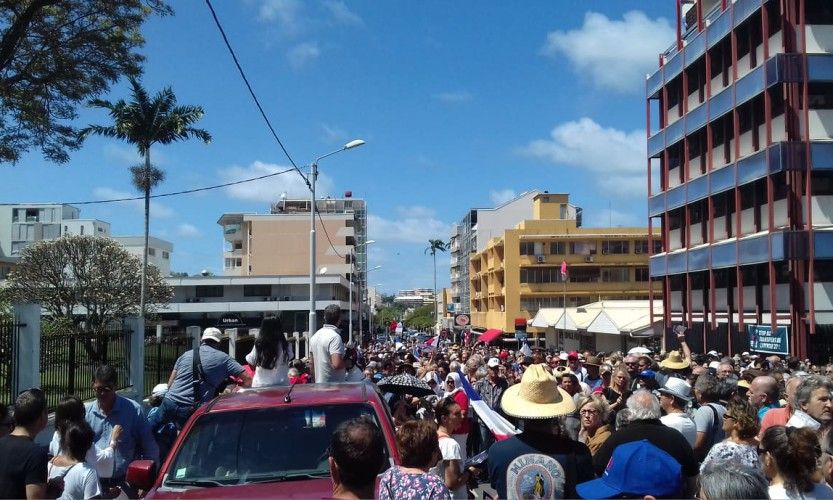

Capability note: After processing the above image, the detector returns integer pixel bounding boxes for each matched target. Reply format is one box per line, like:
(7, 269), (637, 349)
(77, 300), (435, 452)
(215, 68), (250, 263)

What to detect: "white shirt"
(48, 432), (115, 479)
(47, 461), (101, 500)
(430, 435), (466, 500)
(245, 344), (292, 387)
(309, 325), (345, 383)
(661, 412), (697, 447)
(769, 482), (833, 500)
(786, 410), (822, 431)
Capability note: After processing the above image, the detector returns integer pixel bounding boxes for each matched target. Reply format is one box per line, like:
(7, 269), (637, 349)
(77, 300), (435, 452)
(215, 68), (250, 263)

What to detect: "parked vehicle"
(127, 382), (399, 498)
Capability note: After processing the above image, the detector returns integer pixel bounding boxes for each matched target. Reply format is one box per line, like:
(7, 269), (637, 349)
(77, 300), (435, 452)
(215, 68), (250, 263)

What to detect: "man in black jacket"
(593, 389), (699, 497)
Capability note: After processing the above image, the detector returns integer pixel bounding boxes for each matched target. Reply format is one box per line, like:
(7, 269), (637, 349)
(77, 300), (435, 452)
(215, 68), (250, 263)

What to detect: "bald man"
(759, 376), (803, 438)
(748, 376), (781, 420)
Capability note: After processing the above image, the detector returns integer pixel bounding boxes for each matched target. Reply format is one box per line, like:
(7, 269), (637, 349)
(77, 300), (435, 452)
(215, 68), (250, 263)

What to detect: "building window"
(244, 284), (271, 297)
(601, 241), (629, 254)
(80, 226), (84, 235)
(634, 240), (649, 254)
(520, 242), (536, 255)
(148, 247), (156, 256)
(98, 227), (104, 232)
(162, 251), (170, 260)
(653, 240), (663, 254)
(233, 241), (243, 250)
(570, 242), (597, 255)
(601, 267), (630, 282)
(520, 267), (565, 284)
(550, 242), (566, 255)
(195, 285), (224, 298)
(635, 267), (650, 282)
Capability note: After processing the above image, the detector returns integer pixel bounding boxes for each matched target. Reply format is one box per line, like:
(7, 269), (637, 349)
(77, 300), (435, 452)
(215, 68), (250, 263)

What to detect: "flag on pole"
(561, 260), (568, 280)
(458, 370), (519, 441)
(425, 332), (440, 346)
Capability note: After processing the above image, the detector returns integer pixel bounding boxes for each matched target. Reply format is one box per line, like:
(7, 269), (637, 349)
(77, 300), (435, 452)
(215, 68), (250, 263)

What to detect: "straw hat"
(501, 364), (576, 419)
(584, 356), (602, 367)
(659, 350), (690, 370)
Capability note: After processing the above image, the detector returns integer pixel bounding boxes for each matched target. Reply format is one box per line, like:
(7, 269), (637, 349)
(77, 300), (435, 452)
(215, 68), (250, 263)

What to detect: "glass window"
(602, 241), (630, 254)
(635, 267), (650, 282)
(244, 285), (272, 297)
(519, 242), (535, 255)
(550, 242), (566, 255)
(162, 251), (170, 260)
(148, 247), (156, 256)
(634, 240), (649, 254)
(195, 286), (224, 298)
(570, 242), (597, 255)
(164, 404), (390, 487)
(601, 268), (630, 282)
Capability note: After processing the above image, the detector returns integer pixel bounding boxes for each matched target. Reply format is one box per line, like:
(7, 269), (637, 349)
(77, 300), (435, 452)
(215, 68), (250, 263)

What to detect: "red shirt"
(759, 405), (791, 439)
(453, 390), (470, 434)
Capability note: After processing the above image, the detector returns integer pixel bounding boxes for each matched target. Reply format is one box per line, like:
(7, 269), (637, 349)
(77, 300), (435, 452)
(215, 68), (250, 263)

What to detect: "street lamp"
(349, 239), (375, 345)
(308, 139), (365, 338)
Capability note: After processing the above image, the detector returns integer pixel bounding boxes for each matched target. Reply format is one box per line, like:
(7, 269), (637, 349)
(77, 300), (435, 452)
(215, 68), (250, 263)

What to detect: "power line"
(203, 0), (308, 187)
(0, 167), (297, 206)
(317, 210), (344, 259)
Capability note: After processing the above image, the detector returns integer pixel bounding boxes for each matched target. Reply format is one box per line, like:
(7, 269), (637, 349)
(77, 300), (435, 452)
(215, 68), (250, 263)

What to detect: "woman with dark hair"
(761, 425), (833, 499)
(378, 420), (450, 500)
(245, 316), (292, 387)
(47, 421), (102, 499)
(430, 397), (477, 499)
(699, 397), (759, 472)
(48, 396), (119, 480)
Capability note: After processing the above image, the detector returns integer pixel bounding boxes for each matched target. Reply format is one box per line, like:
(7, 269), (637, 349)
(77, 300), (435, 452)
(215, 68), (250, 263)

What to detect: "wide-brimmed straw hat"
(501, 364), (576, 419)
(659, 350), (690, 370)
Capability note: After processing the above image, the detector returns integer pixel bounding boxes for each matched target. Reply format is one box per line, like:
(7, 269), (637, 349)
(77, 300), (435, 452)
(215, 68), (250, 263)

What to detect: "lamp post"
(308, 139), (365, 338)
(349, 239), (375, 345)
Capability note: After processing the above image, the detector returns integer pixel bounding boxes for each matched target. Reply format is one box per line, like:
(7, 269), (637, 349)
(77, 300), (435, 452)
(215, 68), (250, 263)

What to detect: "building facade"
(112, 236), (174, 277)
(471, 194), (660, 332)
(647, 0), (833, 359)
(0, 204), (81, 256)
(393, 288), (435, 308)
(450, 190), (582, 314)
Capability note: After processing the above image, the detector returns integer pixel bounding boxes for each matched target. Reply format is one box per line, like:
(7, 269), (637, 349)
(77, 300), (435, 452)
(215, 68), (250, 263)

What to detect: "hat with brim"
(737, 379), (751, 389)
(657, 377), (692, 402)
(501, 364), (576, 419)
(201, 327), (222, 343)
(553, 366), (574, 378)
(659, 350), (690, 370)
(584, 356), (602, 367)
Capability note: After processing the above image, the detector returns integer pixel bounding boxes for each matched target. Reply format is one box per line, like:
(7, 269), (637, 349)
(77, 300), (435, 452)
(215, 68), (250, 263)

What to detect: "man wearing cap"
(593, 390), (699, 496)
(577, 440), (683, 499)
(658, 378), (696, 447)
(475, 358), (508, 453)
(487, 365), (593, 499)
(567, 352), (588, 383)
(151, 327), (251, 430)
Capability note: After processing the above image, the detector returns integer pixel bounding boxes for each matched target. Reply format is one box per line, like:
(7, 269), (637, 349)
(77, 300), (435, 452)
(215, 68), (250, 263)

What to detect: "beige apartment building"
(470, 193), (661, 333)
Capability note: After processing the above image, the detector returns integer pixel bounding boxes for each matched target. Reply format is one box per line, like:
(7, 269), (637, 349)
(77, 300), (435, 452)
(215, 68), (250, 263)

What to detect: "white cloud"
(176, 223), (202, 238)
(322, 0), (363, 26)
(92, 187), (174, 219)
(217, 160), (332, 203)
(368, 206), (452, 244)
(541, 11), (674, 93)
(490, 189), (517, 206)
(258, 0), (303, 31)
(287, 41), (321, 69)
(520, 117), (646, 197)
(102, 144), (168, 167)
(432, 91), (473, 103)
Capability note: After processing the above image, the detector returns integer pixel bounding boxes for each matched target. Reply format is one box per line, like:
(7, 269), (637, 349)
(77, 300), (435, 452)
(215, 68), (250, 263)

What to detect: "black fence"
(144, 328), (192, 394)
(0, 319), (22, 408)
(40, 328), (132, 411)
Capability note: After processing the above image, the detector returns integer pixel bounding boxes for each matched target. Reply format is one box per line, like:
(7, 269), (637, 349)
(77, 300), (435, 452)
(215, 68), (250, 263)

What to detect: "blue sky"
(4, 1), (677, 294)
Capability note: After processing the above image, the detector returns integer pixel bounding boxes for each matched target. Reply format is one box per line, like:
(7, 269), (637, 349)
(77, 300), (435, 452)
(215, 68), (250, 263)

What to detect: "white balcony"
(802, 25), (833, 54)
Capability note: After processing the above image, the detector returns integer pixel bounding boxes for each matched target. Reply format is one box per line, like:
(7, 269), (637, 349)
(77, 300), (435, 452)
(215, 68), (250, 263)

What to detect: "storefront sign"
(218, 313), (245, 329)
(454, 314), (470, 327)
(748, 324), (789, 355)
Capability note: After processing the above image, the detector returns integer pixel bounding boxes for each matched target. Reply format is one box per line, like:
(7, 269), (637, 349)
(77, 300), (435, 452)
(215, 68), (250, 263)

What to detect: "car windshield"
(164, 403), (390, 487)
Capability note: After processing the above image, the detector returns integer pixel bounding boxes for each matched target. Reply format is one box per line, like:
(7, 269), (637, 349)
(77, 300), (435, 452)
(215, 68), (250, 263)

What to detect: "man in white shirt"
(658, 377), (697, 447)
(310, 304), (346, 383)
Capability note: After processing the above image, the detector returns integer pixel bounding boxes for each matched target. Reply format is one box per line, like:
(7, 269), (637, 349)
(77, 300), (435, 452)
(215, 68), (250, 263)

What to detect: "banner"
(748, 324), (789, 355)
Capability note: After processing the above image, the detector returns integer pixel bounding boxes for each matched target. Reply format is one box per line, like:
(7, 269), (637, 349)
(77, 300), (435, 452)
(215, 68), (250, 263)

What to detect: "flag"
(520, 342), (532, 357)
(458, 370), (519, 441)
(561, 260), (568, 280)
(425, 332), (440, 346)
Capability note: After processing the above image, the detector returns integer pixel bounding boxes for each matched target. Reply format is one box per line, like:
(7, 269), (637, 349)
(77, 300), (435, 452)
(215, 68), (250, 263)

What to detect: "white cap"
(151, 383), (168, 398)
(202, 327), (222, 343)
(707, 350), (719, 357)
(559, 352), (569, 361)
(742, 352), (750, 356)
(487, 358), (500, 368)
(708, 361), (720, 370)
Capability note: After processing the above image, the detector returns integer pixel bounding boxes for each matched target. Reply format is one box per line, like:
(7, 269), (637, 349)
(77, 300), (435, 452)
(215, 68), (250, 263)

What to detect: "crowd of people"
(3, 303), (833, 499)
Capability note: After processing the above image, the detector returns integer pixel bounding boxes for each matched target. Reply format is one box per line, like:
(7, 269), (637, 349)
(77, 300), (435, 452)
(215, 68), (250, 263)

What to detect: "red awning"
(479, 328), (504, 344)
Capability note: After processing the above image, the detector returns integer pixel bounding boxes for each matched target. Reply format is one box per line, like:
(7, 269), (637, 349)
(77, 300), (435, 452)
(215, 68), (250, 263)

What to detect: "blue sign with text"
(748, 324), (789, 356)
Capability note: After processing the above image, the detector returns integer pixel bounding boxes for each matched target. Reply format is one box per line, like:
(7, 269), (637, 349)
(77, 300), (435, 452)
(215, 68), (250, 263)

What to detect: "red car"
(127, 382), (400, 498)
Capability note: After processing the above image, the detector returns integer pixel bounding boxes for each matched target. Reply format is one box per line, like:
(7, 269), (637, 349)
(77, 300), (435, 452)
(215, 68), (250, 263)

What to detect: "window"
(244, 285), (272, 297)
(601, 241), (629, 254)
(520, 242), (536, 255)
(195, 286), (224, 298)
(97, 226), (104, 232)
(570, 242), (597, 255)
(80, 225), (84, 235)
(520, 267), (565, 284)
(635, 267), (650, 282)
(634, 240), (649, 254)
(148, 247), (156, 256)
(601, 268), (630, 282)
(162, 251), (170, 260)
(233, 241), (243, 250)
(550, 242), (566, 255)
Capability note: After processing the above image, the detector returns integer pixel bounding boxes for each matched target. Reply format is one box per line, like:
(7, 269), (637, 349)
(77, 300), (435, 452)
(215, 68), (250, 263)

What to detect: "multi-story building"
(0, 204), (107, 256)
(647, 0), (833, 359)
(112, 236), (174, 277)
(394, 288), (435, 308)
(471, 193), (660, 333)
(450, 190), (581, 314)
(218, 196), (369, 330)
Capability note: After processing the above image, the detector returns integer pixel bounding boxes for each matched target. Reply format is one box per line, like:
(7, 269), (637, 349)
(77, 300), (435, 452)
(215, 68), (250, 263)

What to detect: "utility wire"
(317, 210), (344, 259)
(203, 0), (308, 187)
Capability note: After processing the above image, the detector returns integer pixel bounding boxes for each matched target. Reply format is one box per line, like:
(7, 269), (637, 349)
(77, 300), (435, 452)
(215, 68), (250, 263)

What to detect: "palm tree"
(425, 239), (449, 325)
(80, 77), (211, 320)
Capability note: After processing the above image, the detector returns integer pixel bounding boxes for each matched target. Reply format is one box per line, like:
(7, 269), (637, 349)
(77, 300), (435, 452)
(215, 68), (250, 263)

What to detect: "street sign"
(454, 314), (470, 327)
(218, 313), (245, 329)
(748, 324), (789, 355)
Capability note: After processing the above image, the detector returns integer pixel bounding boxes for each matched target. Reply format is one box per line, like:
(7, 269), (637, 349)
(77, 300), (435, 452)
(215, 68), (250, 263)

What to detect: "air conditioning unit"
(536, 255), (546, 263)
(585, 255), (594, 263)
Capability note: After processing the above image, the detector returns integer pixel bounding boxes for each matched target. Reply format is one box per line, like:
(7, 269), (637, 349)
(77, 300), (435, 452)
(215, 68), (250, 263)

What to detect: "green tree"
(425, 239), (448, 325)
(405, 305), (434, 330)
(80, 77), (210, 320)
(0, 0), (172, 164)
(375, 306), (400, 331)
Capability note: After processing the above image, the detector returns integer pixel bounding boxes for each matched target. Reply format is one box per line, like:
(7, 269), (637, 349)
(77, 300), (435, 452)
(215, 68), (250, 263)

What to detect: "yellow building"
(470, 193), (661, 332)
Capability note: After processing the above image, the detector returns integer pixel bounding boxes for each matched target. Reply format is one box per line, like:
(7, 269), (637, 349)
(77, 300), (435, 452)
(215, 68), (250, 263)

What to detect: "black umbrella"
(377, 374), (435, 397)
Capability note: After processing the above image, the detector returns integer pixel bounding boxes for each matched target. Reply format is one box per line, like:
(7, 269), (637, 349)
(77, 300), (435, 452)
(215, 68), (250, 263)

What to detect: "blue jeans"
(148, 397), (194, 431)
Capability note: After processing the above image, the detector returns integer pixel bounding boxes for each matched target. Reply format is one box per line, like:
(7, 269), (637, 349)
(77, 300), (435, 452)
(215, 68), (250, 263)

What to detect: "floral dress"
(699, 440), (759, 473)
(378, 465), (451, 500)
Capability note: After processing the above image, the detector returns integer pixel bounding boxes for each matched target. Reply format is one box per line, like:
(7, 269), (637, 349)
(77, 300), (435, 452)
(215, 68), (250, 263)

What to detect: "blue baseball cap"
(576, 440), (681, 499)
(637, 369), (656, 379)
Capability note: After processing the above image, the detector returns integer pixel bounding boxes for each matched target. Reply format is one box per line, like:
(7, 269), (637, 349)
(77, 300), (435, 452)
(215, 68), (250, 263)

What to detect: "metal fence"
(144, 328), (192, 394)
(40, 328), (132, 411)
(0, 319), (22, 407)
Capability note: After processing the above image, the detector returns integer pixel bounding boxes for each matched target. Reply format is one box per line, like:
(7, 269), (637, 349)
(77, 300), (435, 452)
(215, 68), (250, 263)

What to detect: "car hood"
(146, 478), (333, 499)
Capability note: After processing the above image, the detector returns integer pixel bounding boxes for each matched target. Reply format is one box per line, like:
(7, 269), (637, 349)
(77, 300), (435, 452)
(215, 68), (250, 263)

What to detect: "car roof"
(204, 382), (378, 413)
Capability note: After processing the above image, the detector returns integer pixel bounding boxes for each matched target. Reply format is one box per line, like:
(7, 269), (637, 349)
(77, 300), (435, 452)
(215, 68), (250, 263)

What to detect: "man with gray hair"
(593, 390), (698, 495)
(699, 462), (770, 500)
(787, 374), (833, 430)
